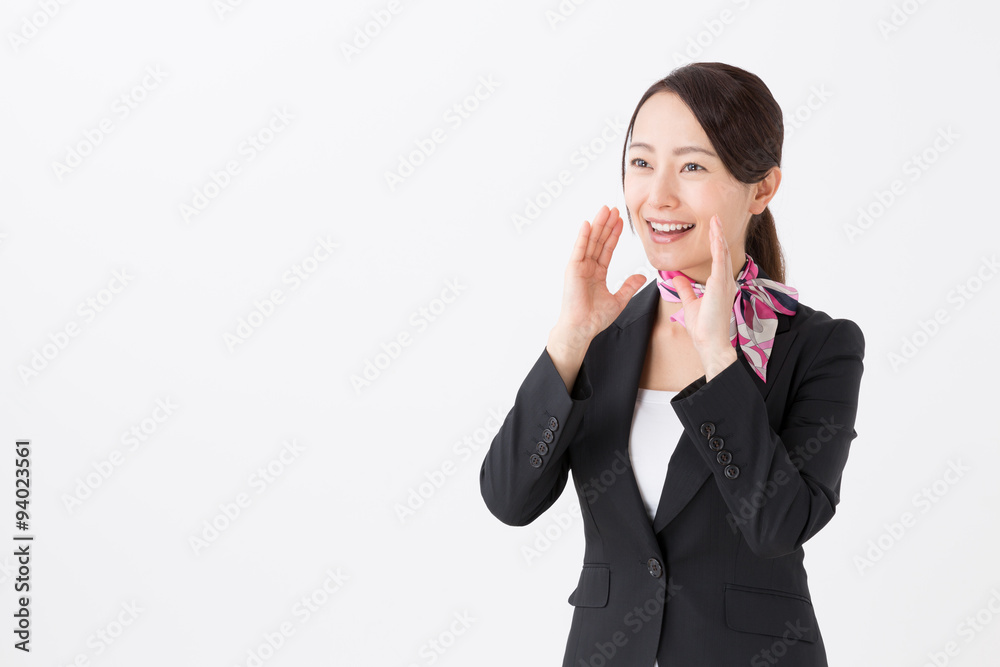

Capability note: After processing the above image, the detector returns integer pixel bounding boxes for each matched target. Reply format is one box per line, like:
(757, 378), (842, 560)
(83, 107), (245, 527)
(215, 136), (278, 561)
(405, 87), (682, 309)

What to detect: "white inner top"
(628, 388), (683, 522)
(629, 387), (683, 667)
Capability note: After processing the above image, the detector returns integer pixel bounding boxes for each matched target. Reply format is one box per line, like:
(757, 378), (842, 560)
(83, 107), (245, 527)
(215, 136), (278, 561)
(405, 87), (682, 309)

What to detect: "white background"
(2, 0), (999, 665)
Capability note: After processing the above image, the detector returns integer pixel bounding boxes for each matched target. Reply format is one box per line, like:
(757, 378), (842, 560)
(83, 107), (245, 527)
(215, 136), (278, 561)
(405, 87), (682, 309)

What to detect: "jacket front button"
(547, 416), (559, 431)
(724, 464), (740, 479)
(700, 422), (716, 438)
(536, 441), (549, 455)
(647, 558), (662, 578)
(529, 454), (543, 468)
(716, 450), (732, 465)
(541, 428), (554, 443)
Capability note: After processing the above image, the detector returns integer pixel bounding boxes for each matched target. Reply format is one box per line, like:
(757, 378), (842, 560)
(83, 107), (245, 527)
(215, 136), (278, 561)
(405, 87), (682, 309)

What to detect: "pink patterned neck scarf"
(656, 253), (799, 383)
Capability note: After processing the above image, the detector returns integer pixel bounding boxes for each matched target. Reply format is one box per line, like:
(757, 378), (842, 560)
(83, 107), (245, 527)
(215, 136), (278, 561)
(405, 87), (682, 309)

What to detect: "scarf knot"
(656, 253), (799, 382)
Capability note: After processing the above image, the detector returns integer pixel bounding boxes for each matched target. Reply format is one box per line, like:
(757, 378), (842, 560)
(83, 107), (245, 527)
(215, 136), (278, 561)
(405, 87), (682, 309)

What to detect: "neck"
(681, 254), (747, 287)
(654, 299), (687, 332)
(655, 252), (748, 329)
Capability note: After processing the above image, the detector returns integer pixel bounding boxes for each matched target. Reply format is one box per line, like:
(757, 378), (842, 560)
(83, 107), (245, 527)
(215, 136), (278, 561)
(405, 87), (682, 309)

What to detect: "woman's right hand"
(550, 205), (647, 352)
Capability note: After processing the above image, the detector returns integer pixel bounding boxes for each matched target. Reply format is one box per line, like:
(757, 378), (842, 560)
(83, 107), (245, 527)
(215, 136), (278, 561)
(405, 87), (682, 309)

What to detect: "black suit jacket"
(480, 278), (865, 666)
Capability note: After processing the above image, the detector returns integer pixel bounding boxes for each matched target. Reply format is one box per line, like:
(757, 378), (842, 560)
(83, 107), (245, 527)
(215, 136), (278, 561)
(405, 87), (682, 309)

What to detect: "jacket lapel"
(606, 279), (798, 536)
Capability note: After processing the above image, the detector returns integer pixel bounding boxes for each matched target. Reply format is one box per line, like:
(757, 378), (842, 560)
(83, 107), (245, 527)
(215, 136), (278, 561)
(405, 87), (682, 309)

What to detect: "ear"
(749, 166), (781, 215)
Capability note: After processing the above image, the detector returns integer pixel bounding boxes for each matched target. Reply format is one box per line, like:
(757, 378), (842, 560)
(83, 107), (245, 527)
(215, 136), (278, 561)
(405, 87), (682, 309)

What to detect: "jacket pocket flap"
(567, 564), (609, 608)
(724, 584), (818, 643)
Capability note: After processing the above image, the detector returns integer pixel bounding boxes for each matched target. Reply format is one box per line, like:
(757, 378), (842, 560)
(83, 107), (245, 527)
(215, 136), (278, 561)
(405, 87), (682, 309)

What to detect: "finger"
(709, 215), (728, 286)
(596, 209), (623, 269)
(614, 273), (647, 305)
(672, 273), (695, 304)
(585, 205), (610, 261)
(594, 206), (618, 259)
(568, 218), (591, 264)
(715, 214), (731, 267)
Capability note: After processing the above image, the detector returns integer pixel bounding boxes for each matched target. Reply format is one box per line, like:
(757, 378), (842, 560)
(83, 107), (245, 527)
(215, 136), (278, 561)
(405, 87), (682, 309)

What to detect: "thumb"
(613, 273), (648, 305)
(672, 274), (697, 305)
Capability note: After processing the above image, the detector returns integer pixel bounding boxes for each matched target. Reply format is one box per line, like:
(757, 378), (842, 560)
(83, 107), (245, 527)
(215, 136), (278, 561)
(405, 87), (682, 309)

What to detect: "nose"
(645, 170), (680, 209)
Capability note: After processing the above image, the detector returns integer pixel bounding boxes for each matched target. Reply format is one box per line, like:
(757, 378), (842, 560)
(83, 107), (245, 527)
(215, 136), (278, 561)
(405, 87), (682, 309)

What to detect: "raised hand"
(551, 205), (647, 351)
(671, 214), (740, 376)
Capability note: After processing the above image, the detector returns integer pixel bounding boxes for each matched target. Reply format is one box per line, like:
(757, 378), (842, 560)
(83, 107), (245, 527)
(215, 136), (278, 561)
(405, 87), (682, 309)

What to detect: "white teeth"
(650, 221), (694, 232)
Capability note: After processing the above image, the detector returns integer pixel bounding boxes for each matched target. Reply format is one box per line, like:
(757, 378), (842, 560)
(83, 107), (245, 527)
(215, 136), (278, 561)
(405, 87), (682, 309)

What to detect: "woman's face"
(624, 91), (768, 285)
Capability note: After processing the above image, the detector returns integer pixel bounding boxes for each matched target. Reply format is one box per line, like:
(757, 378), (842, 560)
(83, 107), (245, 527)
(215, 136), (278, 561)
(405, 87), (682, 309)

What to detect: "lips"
(647, 218), (695, 230)
(647, 219), (695, 243)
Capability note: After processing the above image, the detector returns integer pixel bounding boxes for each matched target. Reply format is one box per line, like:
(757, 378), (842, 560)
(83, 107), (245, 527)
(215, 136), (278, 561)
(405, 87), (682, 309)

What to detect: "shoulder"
(788, 301), (865, 362)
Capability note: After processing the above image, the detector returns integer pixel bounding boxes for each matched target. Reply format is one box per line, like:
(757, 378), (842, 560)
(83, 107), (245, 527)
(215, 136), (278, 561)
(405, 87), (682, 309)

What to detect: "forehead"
(630, 91), (708, 148)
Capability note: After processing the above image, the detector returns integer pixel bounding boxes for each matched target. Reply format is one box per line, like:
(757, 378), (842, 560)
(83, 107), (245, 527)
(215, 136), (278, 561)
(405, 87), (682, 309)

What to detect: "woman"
(479, 62), (865, 666)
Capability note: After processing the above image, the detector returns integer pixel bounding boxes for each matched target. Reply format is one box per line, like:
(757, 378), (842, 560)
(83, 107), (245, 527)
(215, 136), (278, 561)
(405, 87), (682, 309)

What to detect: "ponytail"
(745, 206), (786, 284)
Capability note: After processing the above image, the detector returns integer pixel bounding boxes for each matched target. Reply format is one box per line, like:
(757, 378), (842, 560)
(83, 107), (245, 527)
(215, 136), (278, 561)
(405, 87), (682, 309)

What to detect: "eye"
(682, 162), (704, 172)
(629, 158), (648, 168)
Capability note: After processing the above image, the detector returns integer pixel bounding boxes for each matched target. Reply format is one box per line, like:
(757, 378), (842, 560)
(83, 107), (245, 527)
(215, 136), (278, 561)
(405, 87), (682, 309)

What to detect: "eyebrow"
(628, 142), (717, 158)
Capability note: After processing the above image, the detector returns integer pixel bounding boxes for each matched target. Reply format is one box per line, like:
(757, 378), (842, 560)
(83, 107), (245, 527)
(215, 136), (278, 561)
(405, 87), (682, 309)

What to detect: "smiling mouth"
(647, 219), (696, 239)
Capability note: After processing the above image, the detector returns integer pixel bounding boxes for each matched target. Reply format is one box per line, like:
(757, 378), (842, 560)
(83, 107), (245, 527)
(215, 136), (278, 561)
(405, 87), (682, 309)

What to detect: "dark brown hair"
(620, 62), (787, 283)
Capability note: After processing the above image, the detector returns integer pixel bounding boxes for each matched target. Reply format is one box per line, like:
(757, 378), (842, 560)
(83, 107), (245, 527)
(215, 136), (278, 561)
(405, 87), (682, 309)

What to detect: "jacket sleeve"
(479, 346), (594, 526)
(670, 319), (866, 558)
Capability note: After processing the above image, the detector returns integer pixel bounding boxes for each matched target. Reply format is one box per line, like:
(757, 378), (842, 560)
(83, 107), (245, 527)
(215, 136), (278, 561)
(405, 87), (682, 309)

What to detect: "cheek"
(693, 183), (744, 219)
(715, 181), (751, 205)
(623, 180), (645, 214)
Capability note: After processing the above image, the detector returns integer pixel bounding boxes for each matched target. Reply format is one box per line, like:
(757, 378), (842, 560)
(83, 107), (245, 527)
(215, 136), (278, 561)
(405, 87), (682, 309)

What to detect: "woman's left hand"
(671, 214), (740, 374)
